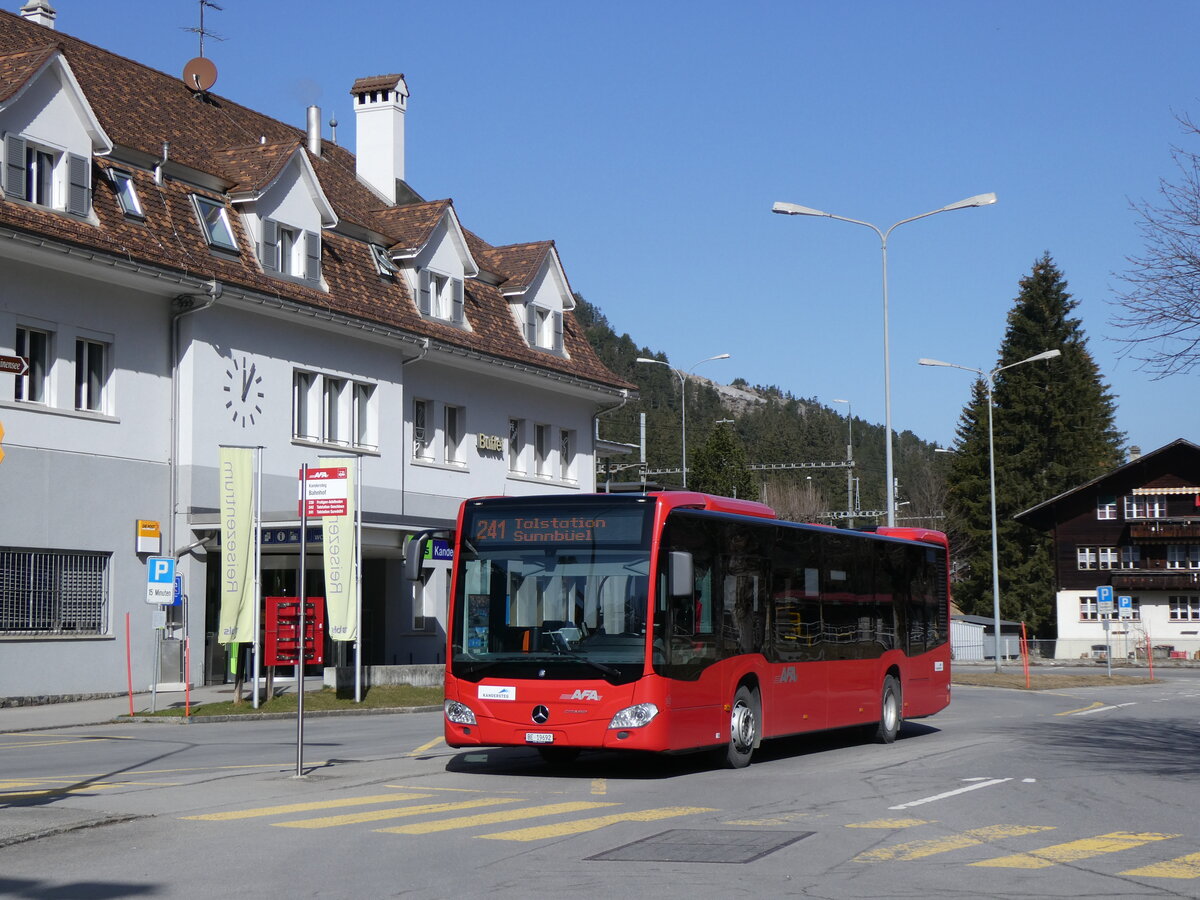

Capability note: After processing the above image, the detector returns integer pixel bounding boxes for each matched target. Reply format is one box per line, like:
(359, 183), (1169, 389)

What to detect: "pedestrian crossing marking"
(183, 792), (433, 821)
(972, 831), (1179, 869)
(855, 824), (1055, 862)
(273, 797), (518, 829)
(1122, 852), (1200, 879)
(376, 801), (618, 835)
(477, 805), (716, 842)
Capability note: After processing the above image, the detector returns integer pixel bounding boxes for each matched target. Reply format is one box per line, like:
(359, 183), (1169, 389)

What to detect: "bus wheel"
(537, 746), (580, 766)
(721, 685), (759, 768)
(871, 675), (902, 744)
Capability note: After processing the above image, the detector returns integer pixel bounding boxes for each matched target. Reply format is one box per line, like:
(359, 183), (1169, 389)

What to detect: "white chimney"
(351, 74), (408, 204)
(306, 105), (322, 158)
(20, 0), (56, 28)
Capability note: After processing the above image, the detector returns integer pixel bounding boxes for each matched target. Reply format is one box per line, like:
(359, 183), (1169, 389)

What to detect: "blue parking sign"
(146, 557), (175, 605)
(1096, 585), (1114, 615)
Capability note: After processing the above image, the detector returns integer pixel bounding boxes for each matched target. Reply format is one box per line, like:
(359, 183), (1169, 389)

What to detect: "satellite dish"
(182, 56), (218, 92)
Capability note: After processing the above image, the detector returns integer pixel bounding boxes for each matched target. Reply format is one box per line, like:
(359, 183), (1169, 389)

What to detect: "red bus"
(407, 491), (951, 768)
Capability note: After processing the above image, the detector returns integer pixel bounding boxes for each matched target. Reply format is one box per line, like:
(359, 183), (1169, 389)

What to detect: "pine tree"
(689, 423), (759, 500)
(948, 254), (1123, 632)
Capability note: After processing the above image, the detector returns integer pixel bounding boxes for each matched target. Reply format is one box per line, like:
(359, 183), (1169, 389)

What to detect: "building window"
(413, 398), (433, 460)
(107, 169), (143, 217)
(1169, 595), (1200, 621)
(1167, 545), (1200, 570)
(193, 196), (238, 251)
(293, 371), (316, 441)
(1096, 495), (1117, 520)
(444, 404), (464, 465)
(525, 305), (563, 352)
(14, 326), (51, 404)
(3, 136), (90, 215)
(292, 370), (374, 449)
(509, 418), (525, 473)
(353, 383), (376, 450)
(1124, 494), (1165, 519)
(1097, 547), (1119, 570)
(0, 548), (109, 635)
(1079, 596), (1098, 621)
(534, 424), (549, 477)
(1119, 546), (1140, 569)
(417, 270), (464, 324)
(74, 338), (107, 412)
(1076, 547), (1097, 571)
(560, 428), (575, 481)
(322, 377), (344, 445)
(26, 145), (55, 205)
(369, 244), (398, 277)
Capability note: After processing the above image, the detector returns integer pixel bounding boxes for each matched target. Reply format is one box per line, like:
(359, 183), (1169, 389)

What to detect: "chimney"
(1128, 445), (1142, 462)
(20, 0), (56, 28)
(351, 74), (408, 204)
(306, 106), (322, 158)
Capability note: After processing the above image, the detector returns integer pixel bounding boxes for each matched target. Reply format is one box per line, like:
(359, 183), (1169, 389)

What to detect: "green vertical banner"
(218, 446), (255, 644)
(320, 456), (357, 641)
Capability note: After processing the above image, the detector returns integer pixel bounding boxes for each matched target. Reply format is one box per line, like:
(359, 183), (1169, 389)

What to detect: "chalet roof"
(0, 10), (632, 392)
(1015, 438), (1200, 530)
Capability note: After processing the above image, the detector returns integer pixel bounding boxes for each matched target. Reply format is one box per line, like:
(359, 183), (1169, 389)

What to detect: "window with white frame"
(322, 376), (344, 445)
(508, 418), (525, 473)
(193, 196), (238, 252)
(1096, 495), (1117, 520)
(1119, 546), (1141, 569)
(3, 135), (91, 217)
(1124, 494), (1166, 519)
(353, 382), (376, 450)
(412, 397), (433, 460)
(559, 428), (575, 481)
(292, 370), (375, 449)
(525, 304), (563, 352)
(292, 371), (317, 441)
(417, 270), (464, 325)
(1076, 547), (1097, 570)
(1097, 547), (1119, 569)
(444, 404), (464, 465)
(1167, 545), (1200, 570)
(369, 244), (398, 278)
(14, 325), (51, 404)
(107, 169), (143, 218)
(260, 219), (320, 283)
(1079, 595), (1099, 621)
(0, 548), (109, 635)
(1079, 546), (1122, 570)
(534, 423), (549, 477)
(74, 338), (108, 412)
(1169, 595), (1200, 621)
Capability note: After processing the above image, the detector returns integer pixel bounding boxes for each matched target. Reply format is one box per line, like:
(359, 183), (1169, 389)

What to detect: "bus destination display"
(468, 507), (648, 547)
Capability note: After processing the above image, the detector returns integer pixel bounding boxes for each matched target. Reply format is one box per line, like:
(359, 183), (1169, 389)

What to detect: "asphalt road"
(2, 672), (1199, 899)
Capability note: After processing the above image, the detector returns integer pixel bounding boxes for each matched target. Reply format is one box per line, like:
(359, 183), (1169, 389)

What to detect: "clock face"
(224, 355), (264, 428)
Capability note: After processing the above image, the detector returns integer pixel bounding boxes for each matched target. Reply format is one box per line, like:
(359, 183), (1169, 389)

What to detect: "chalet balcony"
(1111, 562), (1200, 591)
(1129, 519), (1200, 541)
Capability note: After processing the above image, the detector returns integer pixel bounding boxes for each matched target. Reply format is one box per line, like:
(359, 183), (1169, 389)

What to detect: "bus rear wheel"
(870, 675), (902, 744)
(719, 685), (759, 768)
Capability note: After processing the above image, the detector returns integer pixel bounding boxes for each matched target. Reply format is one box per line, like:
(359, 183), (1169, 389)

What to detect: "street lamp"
(832, 398), (854, 520)
(773, 193), (997, 525)
(919, 348), (1061, 672)
(635, 353), (731, 488)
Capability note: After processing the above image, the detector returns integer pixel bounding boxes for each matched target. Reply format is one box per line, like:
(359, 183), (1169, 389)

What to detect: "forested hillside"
(574, 295), (948, 525)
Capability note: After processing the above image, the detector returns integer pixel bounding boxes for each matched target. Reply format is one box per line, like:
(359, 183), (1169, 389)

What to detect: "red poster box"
(265, 596), (325, 666)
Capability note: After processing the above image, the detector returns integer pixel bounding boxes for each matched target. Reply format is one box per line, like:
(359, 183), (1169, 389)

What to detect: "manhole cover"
(587, 829), (813, 864)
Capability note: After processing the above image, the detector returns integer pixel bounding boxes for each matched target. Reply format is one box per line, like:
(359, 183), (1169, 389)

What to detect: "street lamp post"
(919, 348), (1062, 672)
(772, 193), (997, 525)
(635, 353), (731, 488)
(832, 398), (854, 521)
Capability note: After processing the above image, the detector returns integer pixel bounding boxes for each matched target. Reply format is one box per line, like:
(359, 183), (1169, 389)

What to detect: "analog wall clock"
(224, 355), (264, 427)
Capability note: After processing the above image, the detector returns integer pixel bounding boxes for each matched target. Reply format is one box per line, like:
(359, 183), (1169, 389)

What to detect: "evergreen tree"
(689, 423), (759, 500)
(947, 254), (1123, 632)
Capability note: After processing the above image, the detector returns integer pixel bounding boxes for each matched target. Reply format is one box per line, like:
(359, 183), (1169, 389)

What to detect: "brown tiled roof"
(479, 241), (554, 293)
(350, 74), (405, 94)
(0, 11), (632, 392)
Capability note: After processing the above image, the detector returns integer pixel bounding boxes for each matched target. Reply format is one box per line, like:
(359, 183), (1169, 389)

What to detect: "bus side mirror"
(404, 536), (425, 582)
(668, 551), (693, 598)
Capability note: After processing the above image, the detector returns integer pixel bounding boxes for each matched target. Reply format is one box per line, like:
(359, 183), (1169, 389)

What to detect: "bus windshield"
(450, 498), (655, 684)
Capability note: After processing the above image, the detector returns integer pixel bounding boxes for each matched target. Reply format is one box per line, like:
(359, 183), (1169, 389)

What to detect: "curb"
(117, 705), (443, 725)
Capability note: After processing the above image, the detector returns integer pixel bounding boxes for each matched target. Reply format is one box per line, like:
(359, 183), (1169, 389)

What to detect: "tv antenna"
(182, 0), (224, 59)
(181, 0), (223, 93)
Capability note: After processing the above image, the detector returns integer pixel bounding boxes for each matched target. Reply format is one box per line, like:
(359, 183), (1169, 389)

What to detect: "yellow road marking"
(973, 831), (1179, 868)
(407, 737), (445, 757)
(184, 793), (433, 821)
(591, 778), (606, 795)
(477, 805), (716, 842)
(385, 784), (518, 793)
(1123, 852), (1200, 879)
(377, 801), (618, 835)
(856, 825), (1055, 862)
(1055, 702), (1105, 716)
(1, 784), (125, 800)
(274, 798), (517, 829)
(847, 818), (932, 829)
(724, 813), (812, 826)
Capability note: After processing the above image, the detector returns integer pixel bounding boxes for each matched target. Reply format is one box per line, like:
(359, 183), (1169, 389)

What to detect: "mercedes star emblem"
(531, 705), (550, 724)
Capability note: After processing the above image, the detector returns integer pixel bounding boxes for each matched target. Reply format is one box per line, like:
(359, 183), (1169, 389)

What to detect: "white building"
(0, 4), (632, 699)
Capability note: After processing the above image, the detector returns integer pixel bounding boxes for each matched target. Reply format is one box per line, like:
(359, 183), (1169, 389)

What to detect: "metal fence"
(0, 549), (110, 635)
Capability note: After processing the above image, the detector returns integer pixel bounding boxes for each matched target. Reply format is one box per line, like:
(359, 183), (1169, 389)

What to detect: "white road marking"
(1074, 702), (1137, 716)
(889, 778), (1012, 811)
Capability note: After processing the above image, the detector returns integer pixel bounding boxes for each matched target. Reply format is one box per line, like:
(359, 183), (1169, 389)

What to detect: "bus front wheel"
(870, 675), (902, 744)
(720, 685), (760, 768)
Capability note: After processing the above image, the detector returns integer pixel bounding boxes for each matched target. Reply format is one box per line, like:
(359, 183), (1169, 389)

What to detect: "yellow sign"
(137, 520), (161, 538)
(136, 519), (162, 554)
(0, 420), (4, 464)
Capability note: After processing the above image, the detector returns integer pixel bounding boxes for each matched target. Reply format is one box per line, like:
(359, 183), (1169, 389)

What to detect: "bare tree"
(762, 478), (827, 524)
(1114, 114), (1200, 376)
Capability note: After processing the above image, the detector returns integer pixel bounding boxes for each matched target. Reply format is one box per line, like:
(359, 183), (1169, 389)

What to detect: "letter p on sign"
(146, 556), (176, 605)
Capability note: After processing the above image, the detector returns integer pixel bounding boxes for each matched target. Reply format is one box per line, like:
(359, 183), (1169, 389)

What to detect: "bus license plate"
(525, 732), (554, 744)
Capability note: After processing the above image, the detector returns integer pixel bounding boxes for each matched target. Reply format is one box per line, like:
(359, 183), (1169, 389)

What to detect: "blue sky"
(45, 0), (1198, 453)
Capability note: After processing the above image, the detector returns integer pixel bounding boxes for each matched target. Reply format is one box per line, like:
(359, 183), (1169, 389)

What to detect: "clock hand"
(241, 364), (256, 402)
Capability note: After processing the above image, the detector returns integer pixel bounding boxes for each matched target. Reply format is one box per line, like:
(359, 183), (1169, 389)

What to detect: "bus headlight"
(444, 699), (477, 725)
(608, 703), (659, 729)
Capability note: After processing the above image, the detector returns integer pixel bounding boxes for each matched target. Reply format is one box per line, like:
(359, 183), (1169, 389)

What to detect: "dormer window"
(4, 135), (91, 217)
(525, 304), (563, 353)
(260, 218), (320, 284)
(417, 269), (464, 325)
(369, 244), (398, 278)
(107, 169), (143, 218)
(193, 195), (238, 252)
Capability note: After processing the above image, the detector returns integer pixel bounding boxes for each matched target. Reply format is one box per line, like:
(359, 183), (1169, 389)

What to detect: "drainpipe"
(593, 389), (629, 491)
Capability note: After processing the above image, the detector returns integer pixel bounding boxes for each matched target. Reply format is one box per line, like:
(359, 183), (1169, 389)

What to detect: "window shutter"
(4, 134), (27, 200)
(525, 304), (537, 345)
(451, 278), (464, 325)
(553, 311), (564, 352)
(305, 230), (321, 284)
(260, 218), (279, 272)
(67, 153), (90, 216)
(417, 269), (432, 315)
